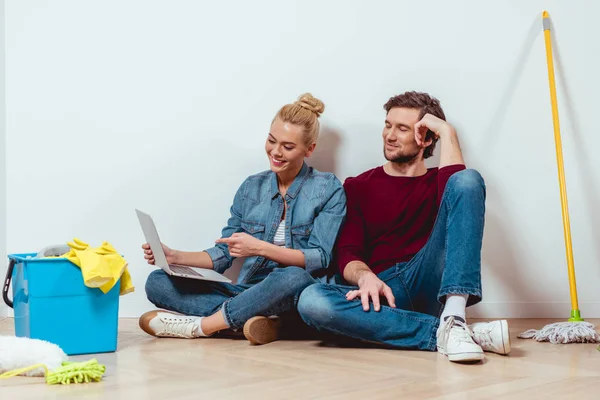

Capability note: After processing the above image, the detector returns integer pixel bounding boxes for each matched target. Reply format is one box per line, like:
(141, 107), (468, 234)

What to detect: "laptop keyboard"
(170, 265), (202, 277)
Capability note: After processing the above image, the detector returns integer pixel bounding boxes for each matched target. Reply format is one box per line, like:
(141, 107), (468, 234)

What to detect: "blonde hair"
(274, 93), (325, 147)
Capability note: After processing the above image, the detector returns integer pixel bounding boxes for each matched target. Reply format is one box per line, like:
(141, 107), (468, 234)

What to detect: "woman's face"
(265, 117), (315, 174)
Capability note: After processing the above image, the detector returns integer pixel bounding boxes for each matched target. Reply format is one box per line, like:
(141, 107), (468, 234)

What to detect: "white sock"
(193, 317), (210, 337)
(440, 294), (468, 323)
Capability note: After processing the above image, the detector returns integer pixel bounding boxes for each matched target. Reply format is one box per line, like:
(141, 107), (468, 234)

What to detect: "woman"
(140, 93), (347, 345)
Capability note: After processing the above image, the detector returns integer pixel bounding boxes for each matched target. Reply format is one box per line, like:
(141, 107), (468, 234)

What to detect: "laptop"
(135, 209), (232, 283)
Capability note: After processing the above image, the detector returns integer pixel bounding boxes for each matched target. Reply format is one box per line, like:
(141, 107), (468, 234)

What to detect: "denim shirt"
(204, 162), (347, 284)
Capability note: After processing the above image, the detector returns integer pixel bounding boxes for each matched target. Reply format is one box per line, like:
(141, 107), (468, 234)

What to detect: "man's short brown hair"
(383, 91), (446, 159)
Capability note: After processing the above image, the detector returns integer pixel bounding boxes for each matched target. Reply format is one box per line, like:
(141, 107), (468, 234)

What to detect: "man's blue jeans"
(297, 169), (485, 350)
(145, 266), (315, 330)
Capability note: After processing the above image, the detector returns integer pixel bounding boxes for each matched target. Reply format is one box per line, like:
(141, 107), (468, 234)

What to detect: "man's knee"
(297, 284), (337, 326)
(447, 169), (485, 193)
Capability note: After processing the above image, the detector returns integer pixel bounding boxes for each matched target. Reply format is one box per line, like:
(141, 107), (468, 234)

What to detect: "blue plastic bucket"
(3, 253), (120, 355)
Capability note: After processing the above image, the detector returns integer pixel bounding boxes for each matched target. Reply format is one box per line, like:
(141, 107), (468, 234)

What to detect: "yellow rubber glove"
(63, 239), (112, 289)
(117, 268), (135, 295)
(63, 239), (135, 295)
(95, 242), (134, 295)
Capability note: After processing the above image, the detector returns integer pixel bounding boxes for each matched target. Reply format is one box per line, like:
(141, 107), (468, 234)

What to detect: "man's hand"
(414, 113), (456, 147)
(215, 233), (264, 258)
(346, 271), (396, 312)
(414, 113), (464, 168)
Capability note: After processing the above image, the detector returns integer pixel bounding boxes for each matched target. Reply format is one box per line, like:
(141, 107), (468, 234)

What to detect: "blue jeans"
(297, 169), (485, 351)
(145, 266), (316, 330)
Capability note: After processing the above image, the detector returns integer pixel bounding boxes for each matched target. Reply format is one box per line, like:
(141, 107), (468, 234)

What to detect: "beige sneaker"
(139, 310), (202, 338)
(470, 320), (511, 355)
(243, 316), (281, 345)
(437, 316), (484, 362)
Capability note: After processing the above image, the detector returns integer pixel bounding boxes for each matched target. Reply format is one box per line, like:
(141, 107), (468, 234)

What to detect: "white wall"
(5, 0), (600, 318)
(0, 0), (6, 318)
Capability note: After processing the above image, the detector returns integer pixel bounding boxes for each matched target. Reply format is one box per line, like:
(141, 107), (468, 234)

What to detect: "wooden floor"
(1, 317), (599, 399)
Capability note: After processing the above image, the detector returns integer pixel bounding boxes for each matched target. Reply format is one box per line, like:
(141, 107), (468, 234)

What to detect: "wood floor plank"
(1, 317), (599, 399)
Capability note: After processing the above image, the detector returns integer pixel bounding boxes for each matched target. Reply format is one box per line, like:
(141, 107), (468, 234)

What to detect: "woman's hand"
(215, 233), (264, 258)
(142, 242), (177, 265)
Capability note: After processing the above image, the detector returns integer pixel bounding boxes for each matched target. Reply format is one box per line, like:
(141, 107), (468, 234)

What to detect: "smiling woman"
(139, 93), (347, 346)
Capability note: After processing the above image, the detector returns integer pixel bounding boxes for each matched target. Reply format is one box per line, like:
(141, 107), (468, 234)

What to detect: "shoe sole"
(243, 316), (281, 345)
(438, 347), (485, 362)
(499, 320), (511, 355)
(139, 310), (160, 337)
(448, 351), (485, 362)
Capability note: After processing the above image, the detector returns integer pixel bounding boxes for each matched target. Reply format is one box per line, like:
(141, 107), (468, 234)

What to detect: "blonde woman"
(139, 94), (346, 345)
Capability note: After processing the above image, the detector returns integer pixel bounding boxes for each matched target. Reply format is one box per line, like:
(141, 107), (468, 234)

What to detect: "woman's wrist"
(171, 249), (184, 264)
(256, 241), (270, 258)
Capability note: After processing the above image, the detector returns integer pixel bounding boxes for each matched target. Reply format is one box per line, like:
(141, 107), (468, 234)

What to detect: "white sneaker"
(437, 316), (484, 362)
(470, 320), (511, 355)
(139, 310), (203, 338)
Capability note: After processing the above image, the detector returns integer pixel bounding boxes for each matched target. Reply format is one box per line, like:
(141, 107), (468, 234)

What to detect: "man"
(297, 91), (510, 362)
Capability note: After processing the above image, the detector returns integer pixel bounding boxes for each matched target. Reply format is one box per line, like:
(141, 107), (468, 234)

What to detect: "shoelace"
(472, 325), (494, 349)
(160, 315), (198, 337)
(441, 316), (476, 346)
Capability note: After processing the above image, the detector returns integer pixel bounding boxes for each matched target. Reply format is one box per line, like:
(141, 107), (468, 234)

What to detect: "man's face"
(382, 107), (422, 163)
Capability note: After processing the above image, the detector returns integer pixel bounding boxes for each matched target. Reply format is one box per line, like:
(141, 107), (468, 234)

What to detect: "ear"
(422, 138), (433, 148)
(422, 129), (435, 147)
(304, 142), (317, 158)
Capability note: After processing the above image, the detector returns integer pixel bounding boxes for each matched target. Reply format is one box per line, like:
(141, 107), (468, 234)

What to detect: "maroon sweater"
(337, 164), (466, 275)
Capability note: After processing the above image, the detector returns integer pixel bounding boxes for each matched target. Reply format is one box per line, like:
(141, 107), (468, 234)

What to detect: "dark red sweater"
(337, 164), (466, 275)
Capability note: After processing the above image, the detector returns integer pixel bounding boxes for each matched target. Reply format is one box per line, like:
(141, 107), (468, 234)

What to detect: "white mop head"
(517, 321), (600, 344)
(0, 335), (68, 376)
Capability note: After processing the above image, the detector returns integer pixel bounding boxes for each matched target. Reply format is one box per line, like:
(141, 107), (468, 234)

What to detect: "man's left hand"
(414, 113), (456, 147)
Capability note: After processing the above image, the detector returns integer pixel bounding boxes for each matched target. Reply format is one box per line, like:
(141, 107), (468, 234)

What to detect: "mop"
(517, 11), (600, 344)
(0, 335), (106, 384)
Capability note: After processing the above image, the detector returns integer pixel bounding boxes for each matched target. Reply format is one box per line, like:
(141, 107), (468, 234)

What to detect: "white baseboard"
(467, 302), (600, 319)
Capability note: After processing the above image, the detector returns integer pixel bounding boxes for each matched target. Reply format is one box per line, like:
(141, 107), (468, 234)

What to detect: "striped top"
(273, 220), (286, 247)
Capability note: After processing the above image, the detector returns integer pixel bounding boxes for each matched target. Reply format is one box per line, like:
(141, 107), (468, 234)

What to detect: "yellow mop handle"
(542, 11), (581, 319)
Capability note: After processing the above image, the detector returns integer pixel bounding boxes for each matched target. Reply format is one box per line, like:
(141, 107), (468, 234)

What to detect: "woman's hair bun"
(294, 93), (325, 117)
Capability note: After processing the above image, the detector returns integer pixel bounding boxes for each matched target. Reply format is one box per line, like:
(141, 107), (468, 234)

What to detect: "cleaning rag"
(62, 238), (134, 295)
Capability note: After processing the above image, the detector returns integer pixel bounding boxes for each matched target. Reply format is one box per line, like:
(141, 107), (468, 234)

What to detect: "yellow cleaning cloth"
(62, 238), (134, 295)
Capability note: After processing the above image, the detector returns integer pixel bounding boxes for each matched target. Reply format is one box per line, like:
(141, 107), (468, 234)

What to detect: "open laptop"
(135, 209), (232, 283)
